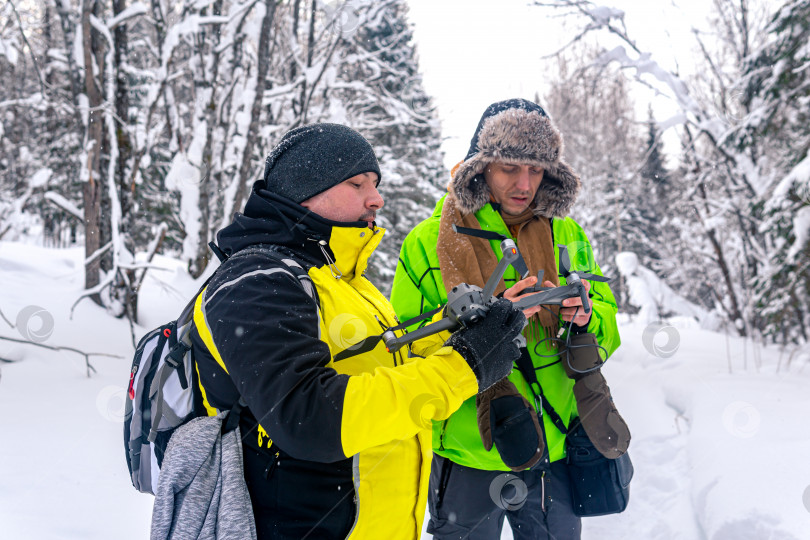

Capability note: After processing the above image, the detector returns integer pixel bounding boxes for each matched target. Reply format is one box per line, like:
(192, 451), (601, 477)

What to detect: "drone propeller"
(577, 272), (609, 283)
(333, 334), (384, 362)
(558, 245), (572, 276)
(452, 224), (530, 279)
(557, 245), (609, 283)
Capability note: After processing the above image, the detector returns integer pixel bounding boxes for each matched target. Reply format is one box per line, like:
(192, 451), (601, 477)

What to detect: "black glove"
(445, 298), (526, 391)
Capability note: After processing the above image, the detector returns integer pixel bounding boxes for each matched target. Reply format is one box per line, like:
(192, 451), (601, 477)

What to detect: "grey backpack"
(123, 244), (316, 494)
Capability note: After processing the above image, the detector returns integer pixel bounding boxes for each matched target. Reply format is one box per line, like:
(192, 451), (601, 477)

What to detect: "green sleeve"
(554, 217), (621, 359)
(584, 260), (620, 359)
(390, 218), (446, 332)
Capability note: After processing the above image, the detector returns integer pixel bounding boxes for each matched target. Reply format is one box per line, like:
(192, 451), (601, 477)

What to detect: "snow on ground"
(1, 241), (809, 539)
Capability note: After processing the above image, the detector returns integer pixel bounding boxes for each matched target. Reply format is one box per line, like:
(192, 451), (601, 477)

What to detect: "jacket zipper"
(263, 450), (281, 479)
(438, 419), (449, 451)
(541, 470), (546, 512)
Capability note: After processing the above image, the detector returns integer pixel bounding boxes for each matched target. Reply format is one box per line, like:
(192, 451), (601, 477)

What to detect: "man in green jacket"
(390, 99), (628, 539)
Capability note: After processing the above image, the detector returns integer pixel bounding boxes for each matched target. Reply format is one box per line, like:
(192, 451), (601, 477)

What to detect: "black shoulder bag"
(515, 350), (633, 517)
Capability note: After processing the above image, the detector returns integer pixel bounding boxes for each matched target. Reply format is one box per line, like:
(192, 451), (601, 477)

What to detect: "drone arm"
(481, 239), (519, 299)
(382, 316), (459, 354)
(579, 285), (591, 314)
(511, 285), (573, 311)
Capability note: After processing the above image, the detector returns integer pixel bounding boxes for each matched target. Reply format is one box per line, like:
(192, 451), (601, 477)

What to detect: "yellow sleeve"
(340, 346), (477, 457)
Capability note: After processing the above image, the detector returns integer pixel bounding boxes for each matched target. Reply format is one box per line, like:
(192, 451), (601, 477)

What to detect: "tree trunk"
(233, 0), (278, 215)
(82, 0), (105, 305)
(187, 0), (224, 278)
(113, 0), (139, 322)
(697, 183), (747, 336)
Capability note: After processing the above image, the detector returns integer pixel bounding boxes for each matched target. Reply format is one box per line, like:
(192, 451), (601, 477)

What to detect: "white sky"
(405, 0), (715, 170)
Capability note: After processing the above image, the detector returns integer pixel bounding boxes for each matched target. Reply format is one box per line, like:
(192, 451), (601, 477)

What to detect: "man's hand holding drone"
(504, 275), (594, 327)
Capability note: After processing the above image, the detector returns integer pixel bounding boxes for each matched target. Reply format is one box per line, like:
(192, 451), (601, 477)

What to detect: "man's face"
(300, 172), (383, 228)
(483, 162), (544, 216)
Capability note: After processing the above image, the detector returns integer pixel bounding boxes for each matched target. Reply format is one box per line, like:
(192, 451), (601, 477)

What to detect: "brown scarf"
(437, 192), (560, 343)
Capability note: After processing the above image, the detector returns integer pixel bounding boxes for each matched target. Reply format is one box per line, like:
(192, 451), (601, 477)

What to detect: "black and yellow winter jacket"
(190, 181), (477, 539)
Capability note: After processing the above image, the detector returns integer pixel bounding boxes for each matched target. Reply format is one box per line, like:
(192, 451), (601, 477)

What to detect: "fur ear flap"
(451, 156), (491, 214)
(533, 161), (581, 218)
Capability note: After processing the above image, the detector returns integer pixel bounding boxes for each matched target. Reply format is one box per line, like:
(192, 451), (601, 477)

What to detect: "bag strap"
(177, 243), (317, 343)
(208, 240), (228, 263)
(221, 398), (248, 435)
(514, 348), (569, 436)
(452, 224), (530, 278)
(229, 244), (318, 304)
(193, 243), (318, 419)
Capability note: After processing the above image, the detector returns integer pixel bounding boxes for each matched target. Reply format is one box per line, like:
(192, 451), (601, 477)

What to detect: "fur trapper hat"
(451, 98), (580, 218)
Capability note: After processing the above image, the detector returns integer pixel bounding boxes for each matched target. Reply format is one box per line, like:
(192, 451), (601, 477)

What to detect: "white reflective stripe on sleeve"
(203, 268), (296, 308)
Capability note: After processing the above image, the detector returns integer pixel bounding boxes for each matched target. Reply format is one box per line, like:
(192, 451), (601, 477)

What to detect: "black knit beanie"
(263, 123), (382, 203)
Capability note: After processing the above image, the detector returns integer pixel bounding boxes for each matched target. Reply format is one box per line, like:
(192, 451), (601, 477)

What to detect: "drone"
(333, 238), (610, 362)
(512, 241), (609, 313)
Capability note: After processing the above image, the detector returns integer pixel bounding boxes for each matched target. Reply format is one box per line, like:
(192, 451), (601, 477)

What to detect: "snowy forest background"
(1, 0), (809, 359)
(1, 1), (810, 538)
(2, 0), (809, 352)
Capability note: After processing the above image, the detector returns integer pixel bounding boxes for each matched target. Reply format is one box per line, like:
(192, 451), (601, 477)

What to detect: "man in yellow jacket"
(190, 123), (527, 539)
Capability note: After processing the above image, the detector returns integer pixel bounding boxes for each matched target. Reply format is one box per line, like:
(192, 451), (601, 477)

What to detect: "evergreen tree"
(544, 48), (664, 310)
(640, 105), (670, 192)
(333, 0), (445, 292)
(0, 0), (445, 315)
(740, 0), (810, 343)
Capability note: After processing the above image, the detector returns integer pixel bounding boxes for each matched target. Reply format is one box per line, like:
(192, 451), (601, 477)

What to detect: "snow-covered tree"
(640, 105), (670, 191)
(332, 0), (445, 291)
(533, 0), (806, 342)
(739, 0), (810, 343)
(543, 48), (661, 309)
(0, 0), (444, 318)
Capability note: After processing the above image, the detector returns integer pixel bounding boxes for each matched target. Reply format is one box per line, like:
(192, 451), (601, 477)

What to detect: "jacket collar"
(325, 225), (385, 281)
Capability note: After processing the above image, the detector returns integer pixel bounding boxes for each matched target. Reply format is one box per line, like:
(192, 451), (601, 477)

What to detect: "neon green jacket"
(390, 194), (620, 470)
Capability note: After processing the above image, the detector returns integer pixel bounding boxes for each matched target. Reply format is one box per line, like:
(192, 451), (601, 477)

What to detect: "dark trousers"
(243, 444), (356, 540)
(427, 455), (581, 540)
